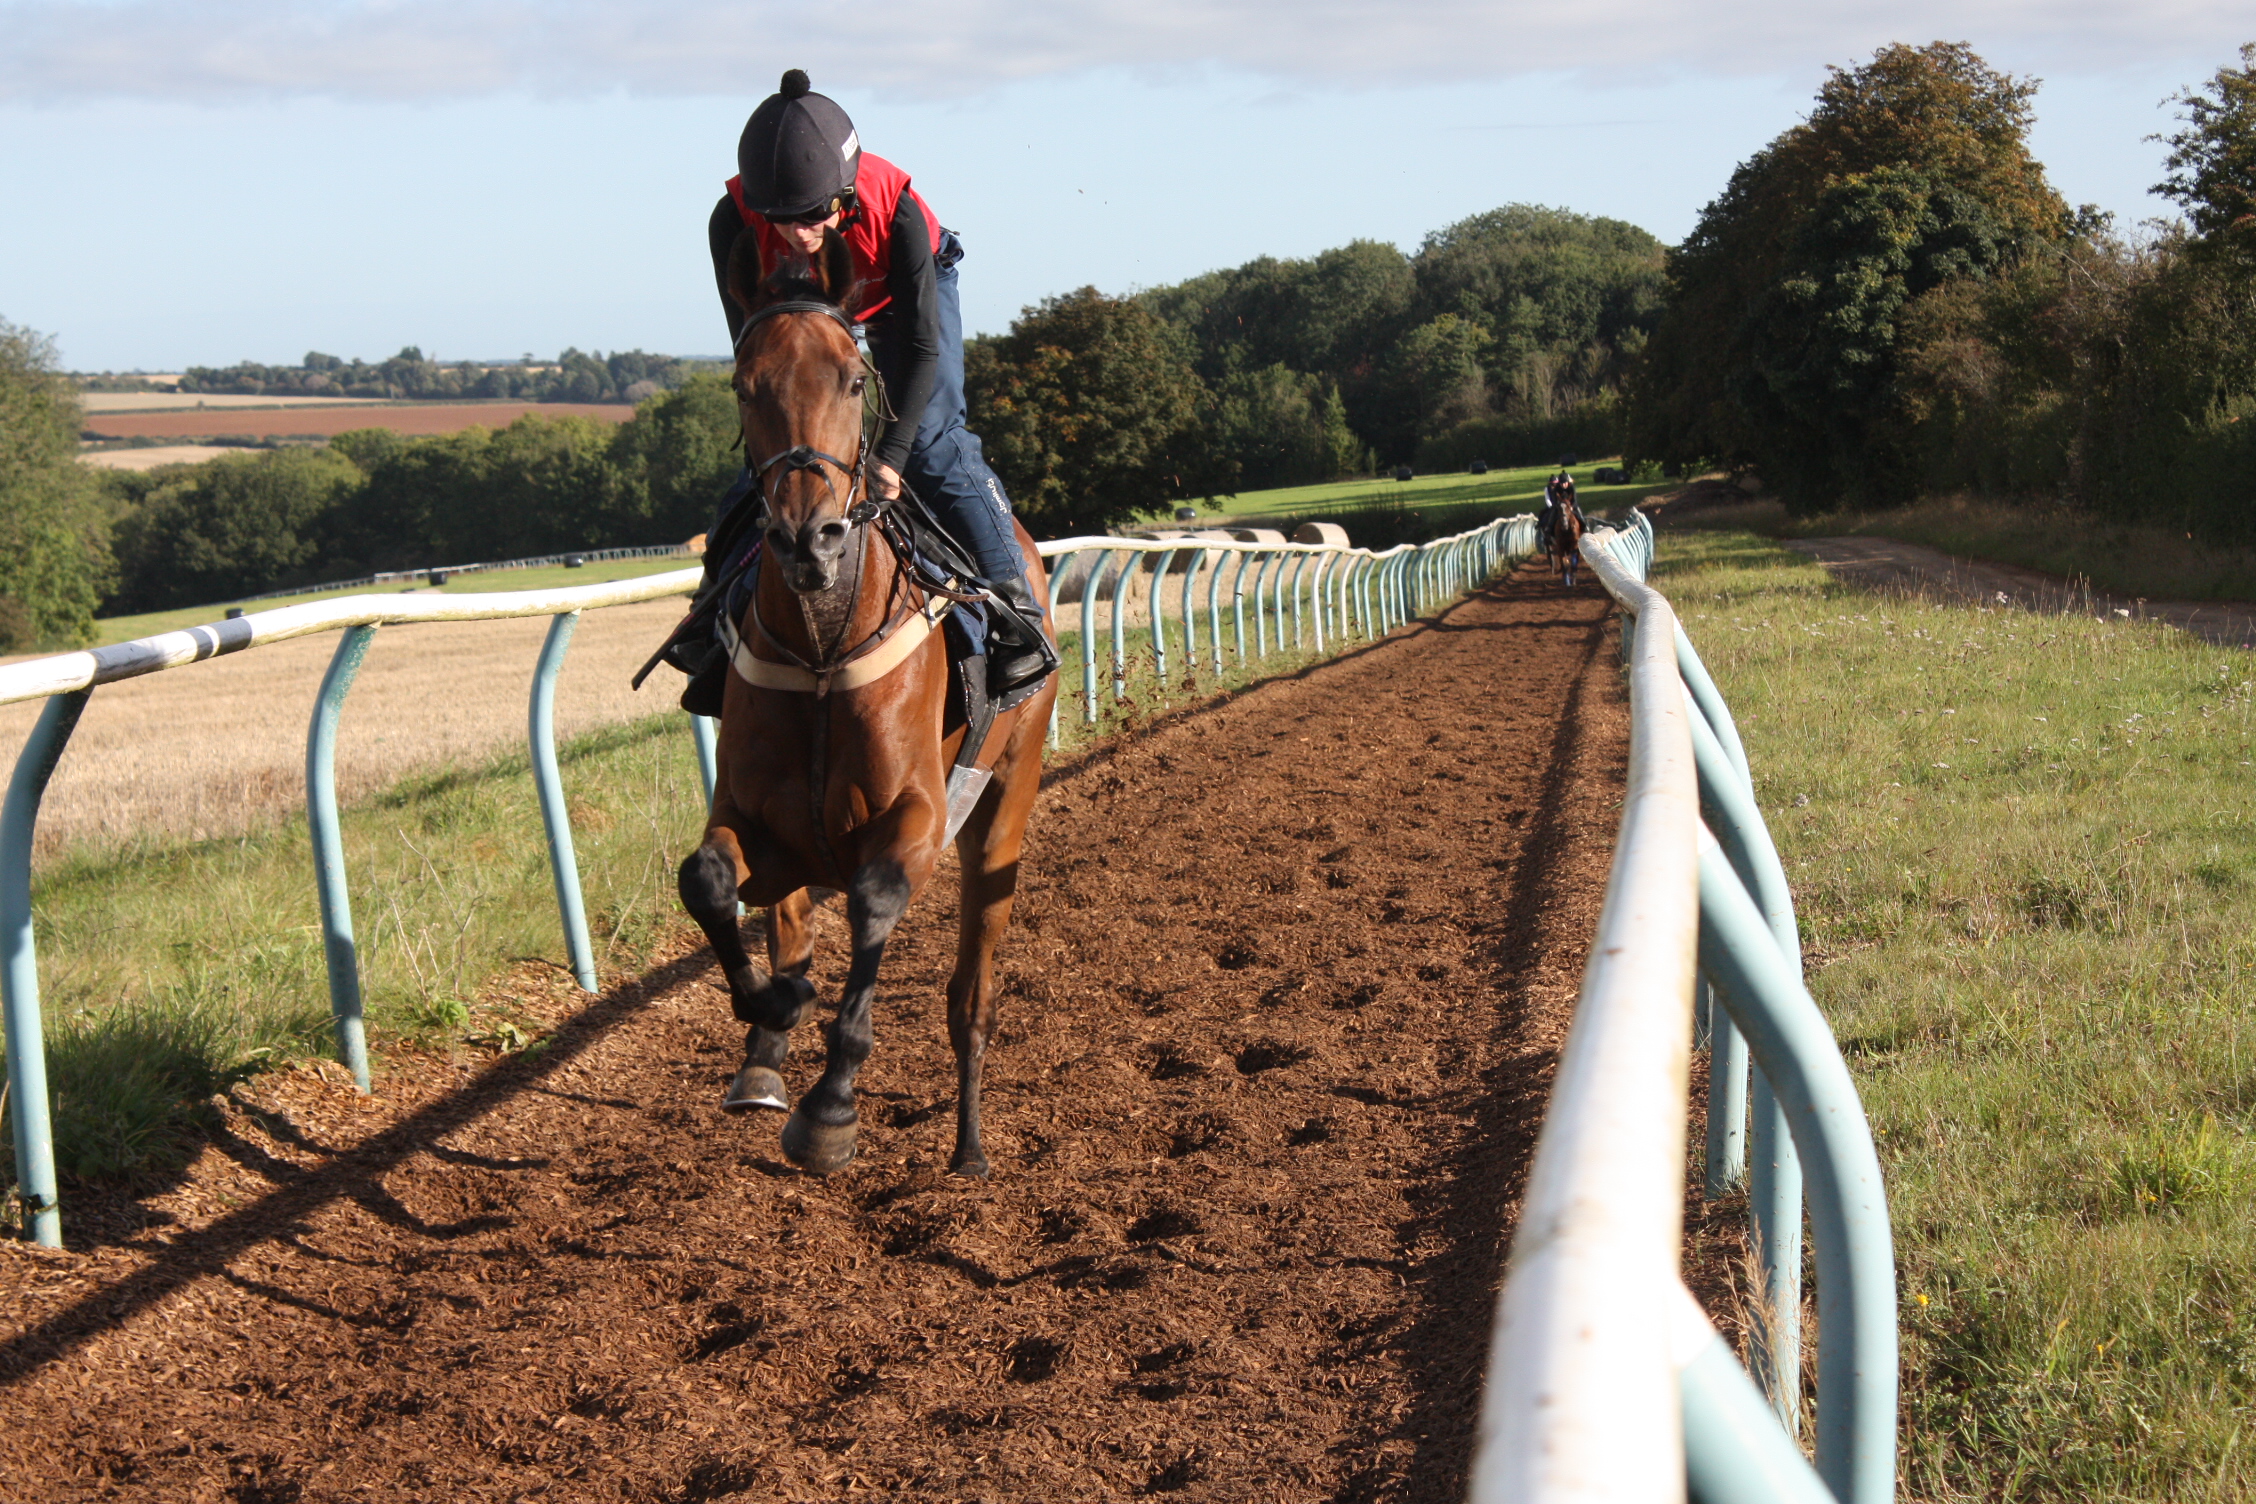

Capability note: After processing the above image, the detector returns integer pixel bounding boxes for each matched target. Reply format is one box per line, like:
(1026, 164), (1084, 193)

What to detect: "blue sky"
(1, 1), (2247, 372)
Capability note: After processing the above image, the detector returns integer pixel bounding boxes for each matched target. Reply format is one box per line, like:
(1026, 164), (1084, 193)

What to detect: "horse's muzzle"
(767, 517), (850, 594)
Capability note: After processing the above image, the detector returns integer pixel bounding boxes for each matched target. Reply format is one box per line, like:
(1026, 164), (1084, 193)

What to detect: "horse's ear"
(726, 227), (765, 313)
(814, 226), (855, 308)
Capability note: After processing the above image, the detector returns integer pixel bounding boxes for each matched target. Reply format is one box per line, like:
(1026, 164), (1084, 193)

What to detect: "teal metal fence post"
(1689, 685), (1807, 1424)
(307, 624), (377, 1091)
(1, 689), (89, 1247)
(1148, 548), (1177, 685)
(1205, 545), (1228, 674)
(1082, 549), (1118, 724)
(1047, 549), (1075, 747)
(1698, 836), (1897, 1504)
(691, 713), (719, 806)
(531, 612), (599, 993)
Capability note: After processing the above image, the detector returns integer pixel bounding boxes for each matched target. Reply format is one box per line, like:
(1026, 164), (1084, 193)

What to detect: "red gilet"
(726, 153), (941, 324)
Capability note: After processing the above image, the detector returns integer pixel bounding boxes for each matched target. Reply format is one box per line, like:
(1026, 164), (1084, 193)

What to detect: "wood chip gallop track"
(0, 561), (1628, 1503)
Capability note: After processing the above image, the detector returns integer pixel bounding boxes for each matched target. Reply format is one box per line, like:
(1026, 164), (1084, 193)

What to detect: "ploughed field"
(79, 401), (636, 442)
(0, 562), (1629, 1502)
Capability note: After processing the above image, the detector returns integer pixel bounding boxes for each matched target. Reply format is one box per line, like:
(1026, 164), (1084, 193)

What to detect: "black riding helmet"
(738, 69), (861, 221)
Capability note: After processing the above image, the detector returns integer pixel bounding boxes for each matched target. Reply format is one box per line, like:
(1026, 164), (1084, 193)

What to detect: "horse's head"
(728, 226), (868, 595)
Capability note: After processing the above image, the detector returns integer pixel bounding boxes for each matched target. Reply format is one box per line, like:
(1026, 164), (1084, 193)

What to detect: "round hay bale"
(1292, 522), (1349, 547)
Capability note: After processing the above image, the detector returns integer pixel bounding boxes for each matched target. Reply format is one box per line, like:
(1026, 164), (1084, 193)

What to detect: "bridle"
(733, 298), (892, 529)
(728, 296), (927, 694)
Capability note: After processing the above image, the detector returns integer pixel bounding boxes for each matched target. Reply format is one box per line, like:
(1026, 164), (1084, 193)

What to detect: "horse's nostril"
(820, 522), (847, 542)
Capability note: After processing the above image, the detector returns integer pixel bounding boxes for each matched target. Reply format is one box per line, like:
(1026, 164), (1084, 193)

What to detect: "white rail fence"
(1471, 511), (1896, 1504)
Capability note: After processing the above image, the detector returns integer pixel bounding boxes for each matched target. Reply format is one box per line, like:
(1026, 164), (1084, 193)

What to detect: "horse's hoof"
(948, 1150), (992, 1181)
(780, 1111), (857, 1174)
(721, 1066), (790, 1114)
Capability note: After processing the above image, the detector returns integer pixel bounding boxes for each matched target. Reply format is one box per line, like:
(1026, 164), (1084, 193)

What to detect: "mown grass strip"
(1658, 529), (2256, 1501)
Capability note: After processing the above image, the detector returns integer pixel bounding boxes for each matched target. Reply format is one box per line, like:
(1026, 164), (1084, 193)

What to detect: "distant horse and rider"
(1539, 463), (1585, 588)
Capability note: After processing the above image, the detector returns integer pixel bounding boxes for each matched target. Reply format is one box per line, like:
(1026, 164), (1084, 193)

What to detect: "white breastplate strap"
(719, 598), (945, 695)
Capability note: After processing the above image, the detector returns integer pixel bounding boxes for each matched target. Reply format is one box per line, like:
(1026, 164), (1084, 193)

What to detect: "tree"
(1627, 42), (2070, 507)
(966, 289), (1229, 535)
(2158, 43), (2256, 267)
(109, 448), (363, 612)
(0, 320), (111, 648)
(1211, 365), (1364, 491)
(606, 373), (743, 541)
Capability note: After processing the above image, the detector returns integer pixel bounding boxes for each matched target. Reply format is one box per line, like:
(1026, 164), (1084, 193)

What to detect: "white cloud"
(0, 0), (2248, 102)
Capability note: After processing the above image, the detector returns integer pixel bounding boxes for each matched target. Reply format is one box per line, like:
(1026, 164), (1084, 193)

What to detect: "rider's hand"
(873, 462), (902, 501)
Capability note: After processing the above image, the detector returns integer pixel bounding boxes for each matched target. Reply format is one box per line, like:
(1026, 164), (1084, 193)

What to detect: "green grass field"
(1660, 529), (2256, 1500)
(1201, 458), (1653, 535)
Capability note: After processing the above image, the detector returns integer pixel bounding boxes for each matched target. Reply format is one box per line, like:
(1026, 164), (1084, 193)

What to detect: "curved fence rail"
(0, 514), (1534, 1248)
(1471, 510), (1896, 1504)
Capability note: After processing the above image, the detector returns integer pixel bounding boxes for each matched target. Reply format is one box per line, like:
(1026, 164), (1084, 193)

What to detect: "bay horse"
(677, 226), (1059, 1179)
(1543, 489), (1585, 588)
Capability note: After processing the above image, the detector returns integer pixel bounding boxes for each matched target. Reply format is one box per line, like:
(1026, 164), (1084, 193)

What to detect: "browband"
(732, 298), (857, 353)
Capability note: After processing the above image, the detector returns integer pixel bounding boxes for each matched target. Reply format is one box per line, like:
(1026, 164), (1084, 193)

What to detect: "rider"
(680, 68), (1051, 714)
(1539, 464), (1575, 546)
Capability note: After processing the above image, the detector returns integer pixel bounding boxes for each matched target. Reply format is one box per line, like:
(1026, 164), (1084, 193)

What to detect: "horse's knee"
(678, 843), (741, 927)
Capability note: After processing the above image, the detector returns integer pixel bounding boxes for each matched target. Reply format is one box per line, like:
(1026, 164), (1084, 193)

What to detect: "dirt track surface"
(1784, 535), (2256, 649)
(0, 562), (1630, 1503)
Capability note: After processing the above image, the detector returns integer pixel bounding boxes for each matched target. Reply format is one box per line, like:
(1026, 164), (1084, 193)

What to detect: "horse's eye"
(850, 375), (866, 396)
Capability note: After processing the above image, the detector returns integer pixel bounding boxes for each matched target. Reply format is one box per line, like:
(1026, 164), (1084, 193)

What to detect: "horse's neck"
(756, 527), (893, 664)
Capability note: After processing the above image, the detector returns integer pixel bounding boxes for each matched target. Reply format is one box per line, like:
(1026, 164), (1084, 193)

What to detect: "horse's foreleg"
(722, 887), (817, 1113)
(780, 859), (912, 1174)
(681, 827), (814, 1115)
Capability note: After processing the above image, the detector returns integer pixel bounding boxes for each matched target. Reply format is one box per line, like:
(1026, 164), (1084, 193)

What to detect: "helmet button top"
(781, 68), (811, 98)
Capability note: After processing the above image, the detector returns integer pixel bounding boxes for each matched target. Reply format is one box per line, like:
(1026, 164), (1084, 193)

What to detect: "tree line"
(171, 347), (716, 404)
(0, 340), (750, 645)
(16, 43), (2248, 647)
(961, 205), (1666, 531)
(1625, 40), (2256, 538)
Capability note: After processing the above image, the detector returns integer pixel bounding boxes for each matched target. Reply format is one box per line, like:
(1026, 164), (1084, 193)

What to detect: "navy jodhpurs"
(865, 231), (1029, 595)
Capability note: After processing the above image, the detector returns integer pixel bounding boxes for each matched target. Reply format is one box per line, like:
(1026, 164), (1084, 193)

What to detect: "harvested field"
(76, 445), (245, 471)
(0, 597), (693, 850)
(77, 394), (383, 413)
(79, 402), (635, 442)
(0, 560), (1652, 1501)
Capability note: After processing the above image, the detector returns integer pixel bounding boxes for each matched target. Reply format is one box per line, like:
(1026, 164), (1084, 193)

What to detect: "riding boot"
(679, 640), (728, 717)
(983, 569), (1058, 697)
(666, 469), (764, 716)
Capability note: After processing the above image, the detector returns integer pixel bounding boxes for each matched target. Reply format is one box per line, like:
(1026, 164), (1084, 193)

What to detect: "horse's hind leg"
(680, 827), (815, 1113)
(780, 860), (913, 1174)
(944, 726), (1046, 1179)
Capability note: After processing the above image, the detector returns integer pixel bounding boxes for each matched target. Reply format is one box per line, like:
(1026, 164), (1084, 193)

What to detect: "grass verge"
(1658, 530), (2256, 1499)
(7, 711), (707, 1190)
(1691, 492), (2256, 604)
